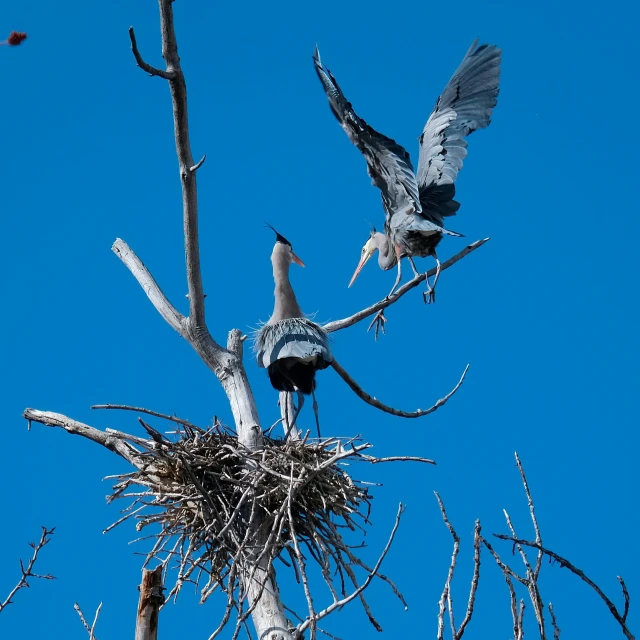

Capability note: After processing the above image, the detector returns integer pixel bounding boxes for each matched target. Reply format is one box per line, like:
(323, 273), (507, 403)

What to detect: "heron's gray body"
(256, 238), (332, 395)
(314, 40), (501, 294)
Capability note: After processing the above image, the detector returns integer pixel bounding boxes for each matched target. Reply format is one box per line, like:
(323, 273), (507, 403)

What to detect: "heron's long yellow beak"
(348, 251), (373, 288)
(291, 252), (305, 267)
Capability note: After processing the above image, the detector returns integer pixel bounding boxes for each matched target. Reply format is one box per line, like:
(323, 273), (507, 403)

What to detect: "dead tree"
(22, 1), (486, 638)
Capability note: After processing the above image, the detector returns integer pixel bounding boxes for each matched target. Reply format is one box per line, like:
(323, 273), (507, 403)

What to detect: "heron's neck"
(271, 254), (304, 321)
(376, 233), (397, 271)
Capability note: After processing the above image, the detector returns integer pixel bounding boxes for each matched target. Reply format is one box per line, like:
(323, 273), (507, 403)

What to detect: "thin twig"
(620, 577), (631, 623)
(297, 503), (405, 635)
(515, 452), (543, 579)
(90, 602), (103, 640)
(331, 360), (468, 418)
(323, 238), (490, 333)
(0, 527), (56, 613)
(456, 520), (482, 639)
(502, 507), (546, 638)
(91, 404), (202, 433)
(549, 602), (561, 639)
(360, 454), (436, 465)
(481, 537), (524, 639)
(435, 493), (460, 640)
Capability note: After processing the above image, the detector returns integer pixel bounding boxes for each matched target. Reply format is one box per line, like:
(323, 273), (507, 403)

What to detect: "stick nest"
(105, 416), (413, 637)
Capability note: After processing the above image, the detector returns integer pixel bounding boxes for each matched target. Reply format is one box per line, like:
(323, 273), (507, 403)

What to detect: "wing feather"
(313, 46), (421, 222)
(416, 40), (501, 225)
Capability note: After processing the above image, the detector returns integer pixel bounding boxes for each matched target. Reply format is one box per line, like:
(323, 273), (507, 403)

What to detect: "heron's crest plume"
(264, 222), (291, 247)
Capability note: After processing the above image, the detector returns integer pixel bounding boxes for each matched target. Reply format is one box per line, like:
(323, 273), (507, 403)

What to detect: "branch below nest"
(323, 238), (489, 334)
(296, 503), (406, 636)
(331, 359), (469, 418)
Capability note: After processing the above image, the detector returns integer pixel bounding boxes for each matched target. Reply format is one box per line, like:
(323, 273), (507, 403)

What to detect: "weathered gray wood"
(134, 567), (163, 640)
(120, 3), (293, 637)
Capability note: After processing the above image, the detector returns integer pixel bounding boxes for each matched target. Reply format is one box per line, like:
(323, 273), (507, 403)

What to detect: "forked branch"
(331, 359), (469, 418)
(120, 0), (222, 350)
(0, 527), (56, 613)
(484, 452), (635, 640)
(74, 601), (102, 640)
(435, 494), (481, 640)
(492, 535), (634, 640)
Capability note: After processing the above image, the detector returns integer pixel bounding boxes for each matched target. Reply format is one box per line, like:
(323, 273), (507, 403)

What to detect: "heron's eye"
(362, 247), (366, 253)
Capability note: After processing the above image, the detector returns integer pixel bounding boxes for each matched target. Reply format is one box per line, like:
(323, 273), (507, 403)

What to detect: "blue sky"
(2, 0), (638, 638)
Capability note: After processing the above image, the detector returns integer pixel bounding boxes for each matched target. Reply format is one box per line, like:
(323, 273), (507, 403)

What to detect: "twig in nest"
(48, 405), (414, 638)
(0, 527), (56, 613)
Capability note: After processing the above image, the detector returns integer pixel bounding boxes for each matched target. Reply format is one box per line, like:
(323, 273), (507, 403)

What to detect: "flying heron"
(255, 226), (333, 436)
(313, 40), (501, 307)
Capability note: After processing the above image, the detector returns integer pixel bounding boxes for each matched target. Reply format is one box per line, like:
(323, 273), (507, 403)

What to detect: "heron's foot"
(423, 285), (436, 304)
(367, 309), (387, 340)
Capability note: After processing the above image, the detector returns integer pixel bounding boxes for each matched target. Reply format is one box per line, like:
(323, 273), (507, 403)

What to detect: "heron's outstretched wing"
(416, 40), (501, 226)
(313, 46), (421, 222)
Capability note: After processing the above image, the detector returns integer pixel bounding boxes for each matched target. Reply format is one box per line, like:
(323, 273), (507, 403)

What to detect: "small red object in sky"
(1, 31), (28, 46)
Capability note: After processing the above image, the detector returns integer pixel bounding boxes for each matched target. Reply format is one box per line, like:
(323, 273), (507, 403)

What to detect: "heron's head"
(348, 232), (380, 287)
(266, 223), (305, 267)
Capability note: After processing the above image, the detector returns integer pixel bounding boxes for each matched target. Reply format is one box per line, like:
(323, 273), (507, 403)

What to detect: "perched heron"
(313, 40), (501, 305)
(255, 226), (333, 435)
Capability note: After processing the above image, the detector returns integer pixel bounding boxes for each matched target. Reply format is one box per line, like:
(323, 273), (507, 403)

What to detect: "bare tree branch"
(331, 360), (468, 419)
(154, 0), (205, 327)
(128, 27), (172, 79)
(502, 508), (546, 638)
(434, 494), (481, 640)
(456, 520), (482, 639)
(74, 602), (102, 640)
(23, 409), (146, 468)
(482, 537), (523, 638)
(296, 503), (405, 635)
(549, 602), (561, 639)
(112, 238), (186, 335)
(436, 493), (460, 640)
(323, 238), (490, 334)
(91, 403), (202, 433)
(620, 577), (631, 623)
(515, 451), (543, 579)
(0, 527), (55, 613)
(492, 535), (635, 640)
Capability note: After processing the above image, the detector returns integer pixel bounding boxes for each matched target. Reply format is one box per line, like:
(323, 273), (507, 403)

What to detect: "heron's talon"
(367, 309), (387, 340)
(423, 288), (436, 304)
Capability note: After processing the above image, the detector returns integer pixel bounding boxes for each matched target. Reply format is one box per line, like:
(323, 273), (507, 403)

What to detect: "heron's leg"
(367, 308), (387, 341)
(408, 256), (420, 279)
(423, 253), (441, 304)
(387, 247), (404, 298)
(284, 391), (304, 440)
(311, 389), (321, 439)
